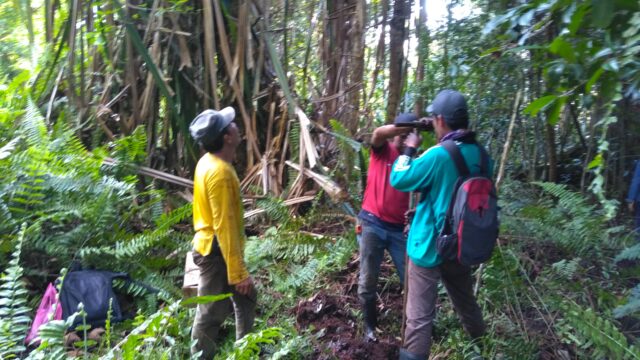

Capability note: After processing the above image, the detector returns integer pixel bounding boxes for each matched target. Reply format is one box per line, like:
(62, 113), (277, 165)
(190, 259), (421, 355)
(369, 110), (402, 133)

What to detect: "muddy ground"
(294, 255), (403, 359)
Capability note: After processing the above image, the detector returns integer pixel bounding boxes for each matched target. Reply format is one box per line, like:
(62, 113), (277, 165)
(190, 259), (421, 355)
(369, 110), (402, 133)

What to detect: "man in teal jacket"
(391, 90), (487, 359)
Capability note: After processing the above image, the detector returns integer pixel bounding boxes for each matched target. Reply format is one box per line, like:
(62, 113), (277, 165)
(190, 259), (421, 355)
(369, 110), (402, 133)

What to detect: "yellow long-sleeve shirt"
(192, 153), (249, 285)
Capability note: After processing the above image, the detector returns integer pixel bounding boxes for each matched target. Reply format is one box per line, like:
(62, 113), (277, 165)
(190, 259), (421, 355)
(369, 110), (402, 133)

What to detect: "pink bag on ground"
(25, 282), (63, 345)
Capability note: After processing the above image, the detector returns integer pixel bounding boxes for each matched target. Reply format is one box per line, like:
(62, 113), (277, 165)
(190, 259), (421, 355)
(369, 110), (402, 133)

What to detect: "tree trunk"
(321, 0), (365, 130)
(544, 118), (558, 182)
(386, 0), (410, 121)
(346, 0), (365, 134)
(413, 0), (427, 116)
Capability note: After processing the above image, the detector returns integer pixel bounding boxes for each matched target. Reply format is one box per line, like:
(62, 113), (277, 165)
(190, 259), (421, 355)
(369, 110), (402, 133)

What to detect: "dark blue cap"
(427, 90), (469, 128)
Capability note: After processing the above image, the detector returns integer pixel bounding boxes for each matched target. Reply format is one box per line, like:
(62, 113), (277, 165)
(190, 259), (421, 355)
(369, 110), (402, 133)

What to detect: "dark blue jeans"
(357, 221), (407, 305)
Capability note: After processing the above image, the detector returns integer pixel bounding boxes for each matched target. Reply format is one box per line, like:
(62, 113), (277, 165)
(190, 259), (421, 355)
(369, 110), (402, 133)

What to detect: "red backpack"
(436, 140), (499, 266)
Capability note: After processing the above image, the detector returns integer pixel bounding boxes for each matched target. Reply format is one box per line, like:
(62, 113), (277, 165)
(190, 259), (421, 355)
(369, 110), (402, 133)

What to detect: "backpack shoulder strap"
(442, 140), (470, 177)
(477, 144), (490, 176)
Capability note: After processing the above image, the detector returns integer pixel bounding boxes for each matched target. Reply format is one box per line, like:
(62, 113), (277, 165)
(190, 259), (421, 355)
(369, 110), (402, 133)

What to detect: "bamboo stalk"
(202, 0), (220, 109)
(212, 0), (260, 165)
(496, 90), (521, 189)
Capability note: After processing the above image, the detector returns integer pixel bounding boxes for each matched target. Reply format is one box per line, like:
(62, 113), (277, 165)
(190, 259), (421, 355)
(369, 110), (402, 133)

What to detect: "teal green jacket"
(390, 141), (493, 268)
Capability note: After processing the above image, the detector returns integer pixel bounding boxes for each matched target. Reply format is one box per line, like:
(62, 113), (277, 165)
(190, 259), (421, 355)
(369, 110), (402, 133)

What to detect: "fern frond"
(613, 284), (640, 319)
(0, 224), (31, 359)
(256, 197), (290, 224)
(550, 258), (580, 280)
(281, 259), (319, 291)
(227, 327), (284, 360)
(289, 121), (300, 163)
(24, 312), (80, 360)
(560, 301), (640, 359)
(154, 203), (192, 231)
(616, 243), (640, 263)
(20, 100), (49, 149)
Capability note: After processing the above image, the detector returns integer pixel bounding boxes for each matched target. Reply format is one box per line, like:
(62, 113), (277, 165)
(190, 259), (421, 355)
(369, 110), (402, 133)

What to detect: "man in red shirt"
(358, 113), (415, 342)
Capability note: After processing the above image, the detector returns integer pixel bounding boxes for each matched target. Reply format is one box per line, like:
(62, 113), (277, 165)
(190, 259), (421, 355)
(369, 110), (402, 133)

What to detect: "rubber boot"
(399, 348), (426, 360)
(362, 300), (378, 342)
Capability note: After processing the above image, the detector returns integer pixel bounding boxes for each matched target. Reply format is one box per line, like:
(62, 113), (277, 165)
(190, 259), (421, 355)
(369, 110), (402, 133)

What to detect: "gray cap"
(427, 90), (469, 127)
(189, 107), (236, 145)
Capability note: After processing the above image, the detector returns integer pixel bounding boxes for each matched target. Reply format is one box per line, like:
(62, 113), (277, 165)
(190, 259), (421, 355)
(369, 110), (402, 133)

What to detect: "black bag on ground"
(60, 270), (130, 328)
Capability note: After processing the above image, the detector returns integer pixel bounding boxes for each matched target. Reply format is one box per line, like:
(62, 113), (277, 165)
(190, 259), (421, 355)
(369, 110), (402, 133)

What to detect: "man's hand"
(235, 276), (254, 296)
(629, 202), (636, 213)
(404, 132), (422, 149)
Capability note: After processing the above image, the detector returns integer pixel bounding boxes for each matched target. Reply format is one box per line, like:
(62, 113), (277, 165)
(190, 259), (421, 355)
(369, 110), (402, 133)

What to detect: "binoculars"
(394, 117), (435, 132)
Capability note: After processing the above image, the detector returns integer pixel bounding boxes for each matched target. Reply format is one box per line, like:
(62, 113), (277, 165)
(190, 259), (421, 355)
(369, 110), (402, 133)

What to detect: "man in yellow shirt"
(189, 107), (256, 359)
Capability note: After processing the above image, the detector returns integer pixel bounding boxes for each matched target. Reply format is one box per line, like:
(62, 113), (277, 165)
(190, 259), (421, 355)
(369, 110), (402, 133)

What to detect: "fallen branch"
(285, 161), (345, 201)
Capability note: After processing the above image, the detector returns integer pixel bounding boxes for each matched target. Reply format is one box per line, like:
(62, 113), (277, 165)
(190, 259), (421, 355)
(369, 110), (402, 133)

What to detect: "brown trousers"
(403, 259), (485, 357)
(190, 249), (256, 359)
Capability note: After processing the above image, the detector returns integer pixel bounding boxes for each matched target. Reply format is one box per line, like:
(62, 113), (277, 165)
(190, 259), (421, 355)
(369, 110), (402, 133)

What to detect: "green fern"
(24, 313), (80, 360)
(280, 259), (320, 291)
(256, 197), (290, 225)
(550, 258), (581, 280)
(506, 182), (621, 255)
(0, 224), (31, 359)
(559, 301), (640, 359)
(613, 284), (640, 319)
(616, 243), (640, 263)
(20, 100), (49, 149)
(226, 327), (284, 360)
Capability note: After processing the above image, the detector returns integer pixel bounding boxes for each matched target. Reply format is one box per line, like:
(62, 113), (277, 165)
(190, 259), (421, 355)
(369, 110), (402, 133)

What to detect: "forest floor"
(293, 254), (403, 359)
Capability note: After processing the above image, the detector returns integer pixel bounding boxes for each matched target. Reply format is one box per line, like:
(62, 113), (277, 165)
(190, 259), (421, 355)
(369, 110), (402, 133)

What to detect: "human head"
(392, 113), (418, 150)
(427, 89), (469, 131)
(189, 107), (237, 153)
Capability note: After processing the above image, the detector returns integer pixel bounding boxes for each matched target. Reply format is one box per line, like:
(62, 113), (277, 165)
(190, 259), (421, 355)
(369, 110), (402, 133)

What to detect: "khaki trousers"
(403, 259), (485, 357)
(191, 249), (256, 359)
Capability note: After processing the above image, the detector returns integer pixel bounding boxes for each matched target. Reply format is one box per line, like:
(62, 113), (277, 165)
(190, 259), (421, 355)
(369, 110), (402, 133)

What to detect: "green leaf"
(181, 293), (232, 306)
(562, 3), (577, 23)
(588, 154), (603, 169)
(568, 3), (588, 34)
(603, 59), (620, 72)
(586, 68), (604, 92)
(547, 97), (567, 125)
(593, 47), (613, 59)
(523, 95), (557, 116)
(480, 46), (502, 56)
(549, 37), (577, 62)
(591, 0), (615, 29)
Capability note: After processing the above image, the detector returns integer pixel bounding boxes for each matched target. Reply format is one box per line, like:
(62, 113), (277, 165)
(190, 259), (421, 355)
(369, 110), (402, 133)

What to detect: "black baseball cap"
(393, 113), (419, 125)
(427, 90), (469, 128)
(189, 107), (236, 145)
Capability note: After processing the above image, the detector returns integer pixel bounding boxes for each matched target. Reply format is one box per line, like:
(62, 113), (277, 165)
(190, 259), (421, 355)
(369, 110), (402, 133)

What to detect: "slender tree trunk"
(544, 117), (558, 182)
(45, 0), (54, 43)
(346, 0), (365, 134)
(364, 0), (387, 120)
(413, 0), (427, 115)
(321, 0), (364, 130)
(386, 0), (410, 121)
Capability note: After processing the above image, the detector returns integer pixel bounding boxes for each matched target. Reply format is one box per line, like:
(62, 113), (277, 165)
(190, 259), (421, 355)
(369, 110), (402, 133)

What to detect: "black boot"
(362, 300), (378, 342)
